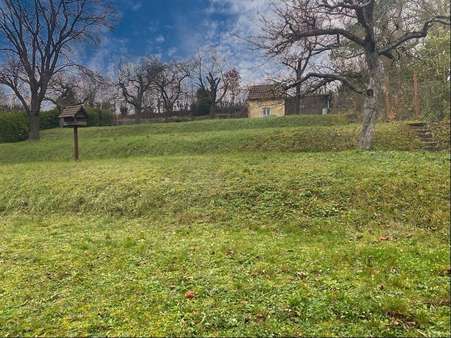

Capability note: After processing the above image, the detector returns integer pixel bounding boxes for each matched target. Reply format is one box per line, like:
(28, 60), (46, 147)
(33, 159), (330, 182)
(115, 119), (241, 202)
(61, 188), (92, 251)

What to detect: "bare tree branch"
(0, 0), (114, 139)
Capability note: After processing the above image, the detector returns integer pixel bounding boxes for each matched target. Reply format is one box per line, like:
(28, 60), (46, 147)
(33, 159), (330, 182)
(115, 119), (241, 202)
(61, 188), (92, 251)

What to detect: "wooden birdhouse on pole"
(59, 105), (88, 161)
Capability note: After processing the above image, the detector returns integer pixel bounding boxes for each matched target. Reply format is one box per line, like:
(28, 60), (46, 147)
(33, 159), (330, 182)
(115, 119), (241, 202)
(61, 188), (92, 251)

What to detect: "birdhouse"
(59, 105), (88, 128)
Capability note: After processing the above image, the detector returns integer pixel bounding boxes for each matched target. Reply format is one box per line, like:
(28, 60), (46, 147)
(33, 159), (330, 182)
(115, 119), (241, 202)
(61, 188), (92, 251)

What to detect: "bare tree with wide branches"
(150, 60), (192, 118)
(46, 67), (106, 112)
(257, 0), (450, 149)
(196, 54), (232, 117)
(116, 57), (161, 122)
(0, 0), (114, 140)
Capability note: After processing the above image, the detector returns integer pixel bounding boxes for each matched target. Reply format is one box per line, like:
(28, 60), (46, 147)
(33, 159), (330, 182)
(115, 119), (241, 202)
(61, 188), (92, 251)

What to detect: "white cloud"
(201, 0), (284, 85)
(82, 0), (285, 85)
(155, 35), (165, 43)
(84, 36), (130, 78)
(130, 2), (142, 12)
(167, 47), (177, 58)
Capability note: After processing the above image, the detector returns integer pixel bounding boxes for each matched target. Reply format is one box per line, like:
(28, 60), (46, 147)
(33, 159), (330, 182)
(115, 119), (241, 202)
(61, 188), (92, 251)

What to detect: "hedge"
(39, 108), (113, 130)
(86, 107), (113, 127)
(40, 109), (60, 129)
(0, 112), (29, 143)
(0, 108), (114, 143)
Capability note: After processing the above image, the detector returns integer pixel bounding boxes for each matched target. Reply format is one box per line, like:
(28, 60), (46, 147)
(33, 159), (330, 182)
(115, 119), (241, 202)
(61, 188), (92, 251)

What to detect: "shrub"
(40, 109), (60, 129)
(86, 107), (113, 126)
(39, 107), (114, 129)
(0, 112), (29, 142)
(430, 119), (450, 150)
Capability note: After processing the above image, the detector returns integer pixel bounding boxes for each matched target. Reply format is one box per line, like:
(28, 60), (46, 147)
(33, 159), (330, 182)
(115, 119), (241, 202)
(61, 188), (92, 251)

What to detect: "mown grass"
(0, 116), (421, 163)
(0, 116), (449, 336)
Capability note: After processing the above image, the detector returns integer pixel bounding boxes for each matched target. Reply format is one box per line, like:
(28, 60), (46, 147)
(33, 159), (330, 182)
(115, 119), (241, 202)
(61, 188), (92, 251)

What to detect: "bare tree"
(46, 72), (79, 112)
(0, 0), (113, 140)
(77, 68), (106, 108)
(117, 57), (161, 122)
(224, 68), (241, 105)
(150, 60), (192, 117)
(46, 67), (106, 112)
(0, 85), (10, 111)
(196, 54), (231, 117)
(257, 0), (450, 149)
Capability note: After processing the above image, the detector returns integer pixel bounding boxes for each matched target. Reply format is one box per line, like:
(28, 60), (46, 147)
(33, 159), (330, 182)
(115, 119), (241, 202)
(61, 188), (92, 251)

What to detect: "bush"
(430, 119), (450, 150)
(86, 107), (113, 126)
(40, 109), (60, 129)
(39, 107), (114, 129)
(0, 112), (29, 142)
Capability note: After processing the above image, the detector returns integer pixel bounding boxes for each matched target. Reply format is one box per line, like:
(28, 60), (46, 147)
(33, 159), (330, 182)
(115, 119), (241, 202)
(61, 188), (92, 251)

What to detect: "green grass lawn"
(0, 116), (449, 336)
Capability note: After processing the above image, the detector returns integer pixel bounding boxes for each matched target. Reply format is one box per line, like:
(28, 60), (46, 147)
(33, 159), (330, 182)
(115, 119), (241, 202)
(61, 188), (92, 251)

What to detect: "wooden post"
(413, 72), (421, 119)
(73, 126), (79, 161)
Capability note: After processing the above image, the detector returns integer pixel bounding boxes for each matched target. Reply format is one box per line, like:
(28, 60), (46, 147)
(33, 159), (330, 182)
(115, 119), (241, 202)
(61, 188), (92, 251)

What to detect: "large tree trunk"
(359, 53), (381, 150)
(296, 61), (302, 115)
(295, 85), (301, 115)
(164, 103), (173, 122)
(28, 96), (41, 140)
(135, 106), (141, 123)
(209, 104), (216, 118)
(28, 113), (40, 140)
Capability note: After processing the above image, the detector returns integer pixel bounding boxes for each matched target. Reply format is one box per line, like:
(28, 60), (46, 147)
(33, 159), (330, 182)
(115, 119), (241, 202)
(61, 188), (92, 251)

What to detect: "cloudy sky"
(86, 0), (283, 84)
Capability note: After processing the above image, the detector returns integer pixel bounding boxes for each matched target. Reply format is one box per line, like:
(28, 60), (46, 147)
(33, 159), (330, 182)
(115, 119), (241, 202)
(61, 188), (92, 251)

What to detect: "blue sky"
(85, 0), (280, 84)
(111, 0), (231, 58)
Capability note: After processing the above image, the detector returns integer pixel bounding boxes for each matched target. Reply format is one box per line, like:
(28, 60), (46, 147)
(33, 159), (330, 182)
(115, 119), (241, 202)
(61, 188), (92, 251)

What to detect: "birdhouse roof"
(59, 105), (87, 118)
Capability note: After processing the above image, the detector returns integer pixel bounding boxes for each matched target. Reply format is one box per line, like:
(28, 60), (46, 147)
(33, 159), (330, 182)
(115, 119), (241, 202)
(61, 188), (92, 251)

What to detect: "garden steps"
(407, 122), (437, 151)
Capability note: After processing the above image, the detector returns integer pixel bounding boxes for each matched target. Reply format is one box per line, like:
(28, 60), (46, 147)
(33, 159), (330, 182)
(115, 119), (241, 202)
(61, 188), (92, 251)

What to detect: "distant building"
(285, 94), (332, 115)
(247, 84), (286, 118)
(247, 84), (332, 118)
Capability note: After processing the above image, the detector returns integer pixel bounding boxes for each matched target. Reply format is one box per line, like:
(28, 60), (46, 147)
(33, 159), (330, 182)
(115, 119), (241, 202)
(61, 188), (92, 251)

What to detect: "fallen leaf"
(184, 290), (195, 299)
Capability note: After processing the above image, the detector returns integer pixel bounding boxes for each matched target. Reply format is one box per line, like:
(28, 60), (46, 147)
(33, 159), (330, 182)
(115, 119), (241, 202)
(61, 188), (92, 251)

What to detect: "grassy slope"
(0, 116), (449, 336)
(0, 115), (422, 163)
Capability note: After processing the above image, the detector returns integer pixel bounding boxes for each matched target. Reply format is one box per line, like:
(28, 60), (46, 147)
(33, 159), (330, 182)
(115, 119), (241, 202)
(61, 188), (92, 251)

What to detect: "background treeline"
(0, 0), (449, 143)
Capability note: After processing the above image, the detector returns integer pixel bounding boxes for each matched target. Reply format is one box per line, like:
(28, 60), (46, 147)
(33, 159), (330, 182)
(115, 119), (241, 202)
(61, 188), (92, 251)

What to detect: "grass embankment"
(0, 115), (422, 163)
(0, 116), (449, 336)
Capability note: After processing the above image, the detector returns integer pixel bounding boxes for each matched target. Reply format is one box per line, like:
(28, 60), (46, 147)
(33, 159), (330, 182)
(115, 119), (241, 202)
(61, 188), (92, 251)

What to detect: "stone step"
(422, 143), (438, 149)
(418, 135), (433, 140)
(408, 122), (427, 127)
(406, 122), (438, 151)
(414, 129), (431, 134)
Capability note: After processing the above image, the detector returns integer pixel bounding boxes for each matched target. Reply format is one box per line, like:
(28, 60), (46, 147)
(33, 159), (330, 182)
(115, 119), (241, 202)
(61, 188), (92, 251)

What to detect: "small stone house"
(247, 84), (333, 118)
(247, 84), (286, 118)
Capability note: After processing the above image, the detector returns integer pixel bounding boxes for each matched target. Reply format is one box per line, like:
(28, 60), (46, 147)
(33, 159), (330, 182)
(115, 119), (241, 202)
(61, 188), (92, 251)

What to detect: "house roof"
(248, 84), (285, 101)
(59, 105), (86, 118)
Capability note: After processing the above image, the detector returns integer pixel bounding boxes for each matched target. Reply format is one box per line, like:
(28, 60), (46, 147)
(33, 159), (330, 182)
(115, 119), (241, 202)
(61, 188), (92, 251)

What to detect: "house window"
(262, 107), (271, 117)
